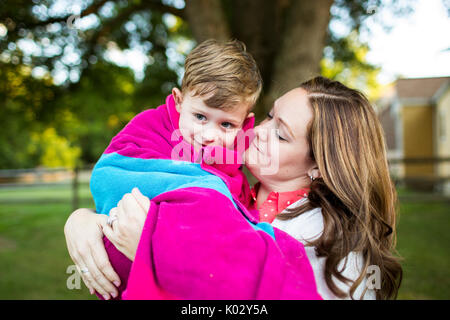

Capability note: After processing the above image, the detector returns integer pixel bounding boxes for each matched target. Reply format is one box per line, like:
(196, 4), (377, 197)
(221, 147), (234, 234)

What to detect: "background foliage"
(0, 0), (416, 169)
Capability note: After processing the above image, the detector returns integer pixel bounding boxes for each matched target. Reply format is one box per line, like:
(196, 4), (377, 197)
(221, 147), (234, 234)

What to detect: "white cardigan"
(271, 199), (376, 300)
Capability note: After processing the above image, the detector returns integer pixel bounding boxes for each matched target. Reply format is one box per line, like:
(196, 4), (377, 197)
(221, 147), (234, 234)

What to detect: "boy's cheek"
(225, 132), (240, 149)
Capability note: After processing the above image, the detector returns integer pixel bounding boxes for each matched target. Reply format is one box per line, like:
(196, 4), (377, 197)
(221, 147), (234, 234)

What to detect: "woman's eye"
(221, 122), (233, 129)
(267, 112), (285, 140)
(195, 114), (206, 121)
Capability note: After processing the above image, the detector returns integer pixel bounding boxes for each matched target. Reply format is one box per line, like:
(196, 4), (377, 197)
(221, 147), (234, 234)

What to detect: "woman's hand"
(64, 208), (121, 300)
(102, 187), (150, 261)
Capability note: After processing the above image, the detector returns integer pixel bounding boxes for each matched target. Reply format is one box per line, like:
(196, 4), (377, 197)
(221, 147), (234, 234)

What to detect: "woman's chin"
(244, 149), (263, 177)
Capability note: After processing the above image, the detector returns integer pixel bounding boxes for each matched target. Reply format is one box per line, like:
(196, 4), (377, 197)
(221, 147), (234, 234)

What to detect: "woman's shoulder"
(272, 199), (376, 300)
(271, 198), (324, 244)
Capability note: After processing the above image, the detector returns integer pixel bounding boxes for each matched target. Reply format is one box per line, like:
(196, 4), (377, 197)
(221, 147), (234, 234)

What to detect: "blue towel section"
(90, 152), (275, 239)
(90, 153), (236, 216)
(252, 222), (276, 239)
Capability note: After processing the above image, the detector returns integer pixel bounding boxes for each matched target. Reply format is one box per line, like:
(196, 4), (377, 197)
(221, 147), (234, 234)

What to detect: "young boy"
(173, 38), (261, 153)
(90, 39), (262, 219)
(88, 40), (321, 301)
(89, 39), (263, 298)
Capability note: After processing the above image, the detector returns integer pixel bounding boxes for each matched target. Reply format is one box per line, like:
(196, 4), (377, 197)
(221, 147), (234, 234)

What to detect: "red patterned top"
(249, 182), (309, 223)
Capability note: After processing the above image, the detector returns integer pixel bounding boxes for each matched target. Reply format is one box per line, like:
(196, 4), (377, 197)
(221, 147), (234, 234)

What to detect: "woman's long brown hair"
(278, 76), (402, 299)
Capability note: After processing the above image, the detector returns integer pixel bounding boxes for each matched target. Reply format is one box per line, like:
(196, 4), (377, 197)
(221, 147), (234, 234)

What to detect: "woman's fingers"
(100, 189), (151, 265)
(103, 214), (137, 261)
(64, 209), (99, 295)
(108, 207), (119, 229)
(66, 241), (95, 295)
(64, 208), (121, 299)
(102, 223), (130, 260)
(92, 214), (121, 292)
(123, 192), (146, 217)
(72, 246), (111, 299)
(102, 223), (116, 248)
(102, 215), (120, 243)
(90, 236), (121, 287)
(131, 188), (151, 213)
(81, 246), (119, 299)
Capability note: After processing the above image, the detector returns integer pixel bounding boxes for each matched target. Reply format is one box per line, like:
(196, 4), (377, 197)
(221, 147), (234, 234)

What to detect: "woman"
(64, 76), (402, 300)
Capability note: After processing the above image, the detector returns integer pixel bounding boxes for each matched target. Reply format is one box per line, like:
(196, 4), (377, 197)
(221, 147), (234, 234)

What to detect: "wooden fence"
(0, 158), (449, 209)
(388, 157), (450, 189)
(0, 165), (94, 211)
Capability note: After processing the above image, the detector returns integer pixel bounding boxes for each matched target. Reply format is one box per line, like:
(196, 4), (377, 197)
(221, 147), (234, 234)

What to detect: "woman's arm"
(64, 208), (121, 300)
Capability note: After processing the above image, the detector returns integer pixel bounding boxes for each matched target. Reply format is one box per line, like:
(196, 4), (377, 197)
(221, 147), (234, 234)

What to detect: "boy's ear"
(172, 88), (183, 111)
(246, 112), (255, 119)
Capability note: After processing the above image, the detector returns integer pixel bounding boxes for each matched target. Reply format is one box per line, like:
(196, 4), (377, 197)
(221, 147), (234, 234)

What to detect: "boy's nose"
(200, 128), (220, 145)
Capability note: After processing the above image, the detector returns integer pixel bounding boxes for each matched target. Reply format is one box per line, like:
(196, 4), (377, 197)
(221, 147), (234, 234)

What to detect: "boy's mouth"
(194, 140), (208, 148)
(192, 140), (211, 151)
(194, 138), (216, 148)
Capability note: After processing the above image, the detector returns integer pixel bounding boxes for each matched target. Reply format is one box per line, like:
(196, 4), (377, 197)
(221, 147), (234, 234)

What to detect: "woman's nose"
(254, 124), (269, 142)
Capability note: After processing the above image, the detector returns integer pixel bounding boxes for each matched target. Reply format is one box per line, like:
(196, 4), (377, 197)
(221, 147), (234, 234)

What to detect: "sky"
(361, 0), (450, 83)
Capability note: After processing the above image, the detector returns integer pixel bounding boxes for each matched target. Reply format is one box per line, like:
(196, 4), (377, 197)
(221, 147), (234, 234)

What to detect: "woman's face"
(244, 88), (316, 189)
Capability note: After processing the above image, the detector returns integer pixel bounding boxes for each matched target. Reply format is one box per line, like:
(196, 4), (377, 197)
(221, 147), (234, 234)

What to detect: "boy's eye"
(277, 134), (287, 141)
(221, 122), (234, 129)
(266, 112), (273, 119)
(195, 114), (206, 121)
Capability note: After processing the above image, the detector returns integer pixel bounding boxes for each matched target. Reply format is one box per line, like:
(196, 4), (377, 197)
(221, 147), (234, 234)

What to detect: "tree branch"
(15, 0), (110, 28)
(81, 0), (110, 18)
(17, 0), (184, 30)
(143, 0), (185, 19)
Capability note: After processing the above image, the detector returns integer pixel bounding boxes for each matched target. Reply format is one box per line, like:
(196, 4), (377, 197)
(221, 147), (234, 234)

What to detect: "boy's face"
(173, 88), (253, 151)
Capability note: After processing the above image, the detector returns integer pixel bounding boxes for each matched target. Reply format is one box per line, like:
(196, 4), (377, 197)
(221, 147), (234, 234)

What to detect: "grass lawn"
(0, 183), (93, 203)
(396, 199), (450, 299)
(0, 184), (448, 299)
(0, 184), (94, 299)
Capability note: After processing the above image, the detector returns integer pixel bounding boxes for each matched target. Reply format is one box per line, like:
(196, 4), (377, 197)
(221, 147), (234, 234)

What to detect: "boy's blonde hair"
(182, 39), (262, 110)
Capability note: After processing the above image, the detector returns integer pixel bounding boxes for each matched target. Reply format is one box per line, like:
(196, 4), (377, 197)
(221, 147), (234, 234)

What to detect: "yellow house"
(377, 76), (450, 192)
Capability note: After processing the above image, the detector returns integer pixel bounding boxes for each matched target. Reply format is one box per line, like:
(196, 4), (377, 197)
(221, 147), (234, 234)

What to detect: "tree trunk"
(263, 0), (334, 114)
(229, 0), (281, 87)
(185, 0), (334, 119)
(185, 0), (231, 42)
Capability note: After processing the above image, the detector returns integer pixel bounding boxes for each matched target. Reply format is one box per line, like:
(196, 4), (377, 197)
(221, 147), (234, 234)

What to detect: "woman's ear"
(308, 166), (322, 181)
(172, 88), (183, 112)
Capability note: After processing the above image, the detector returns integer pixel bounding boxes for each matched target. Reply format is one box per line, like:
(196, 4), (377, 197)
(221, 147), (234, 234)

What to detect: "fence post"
(72, 165), (79, 212)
